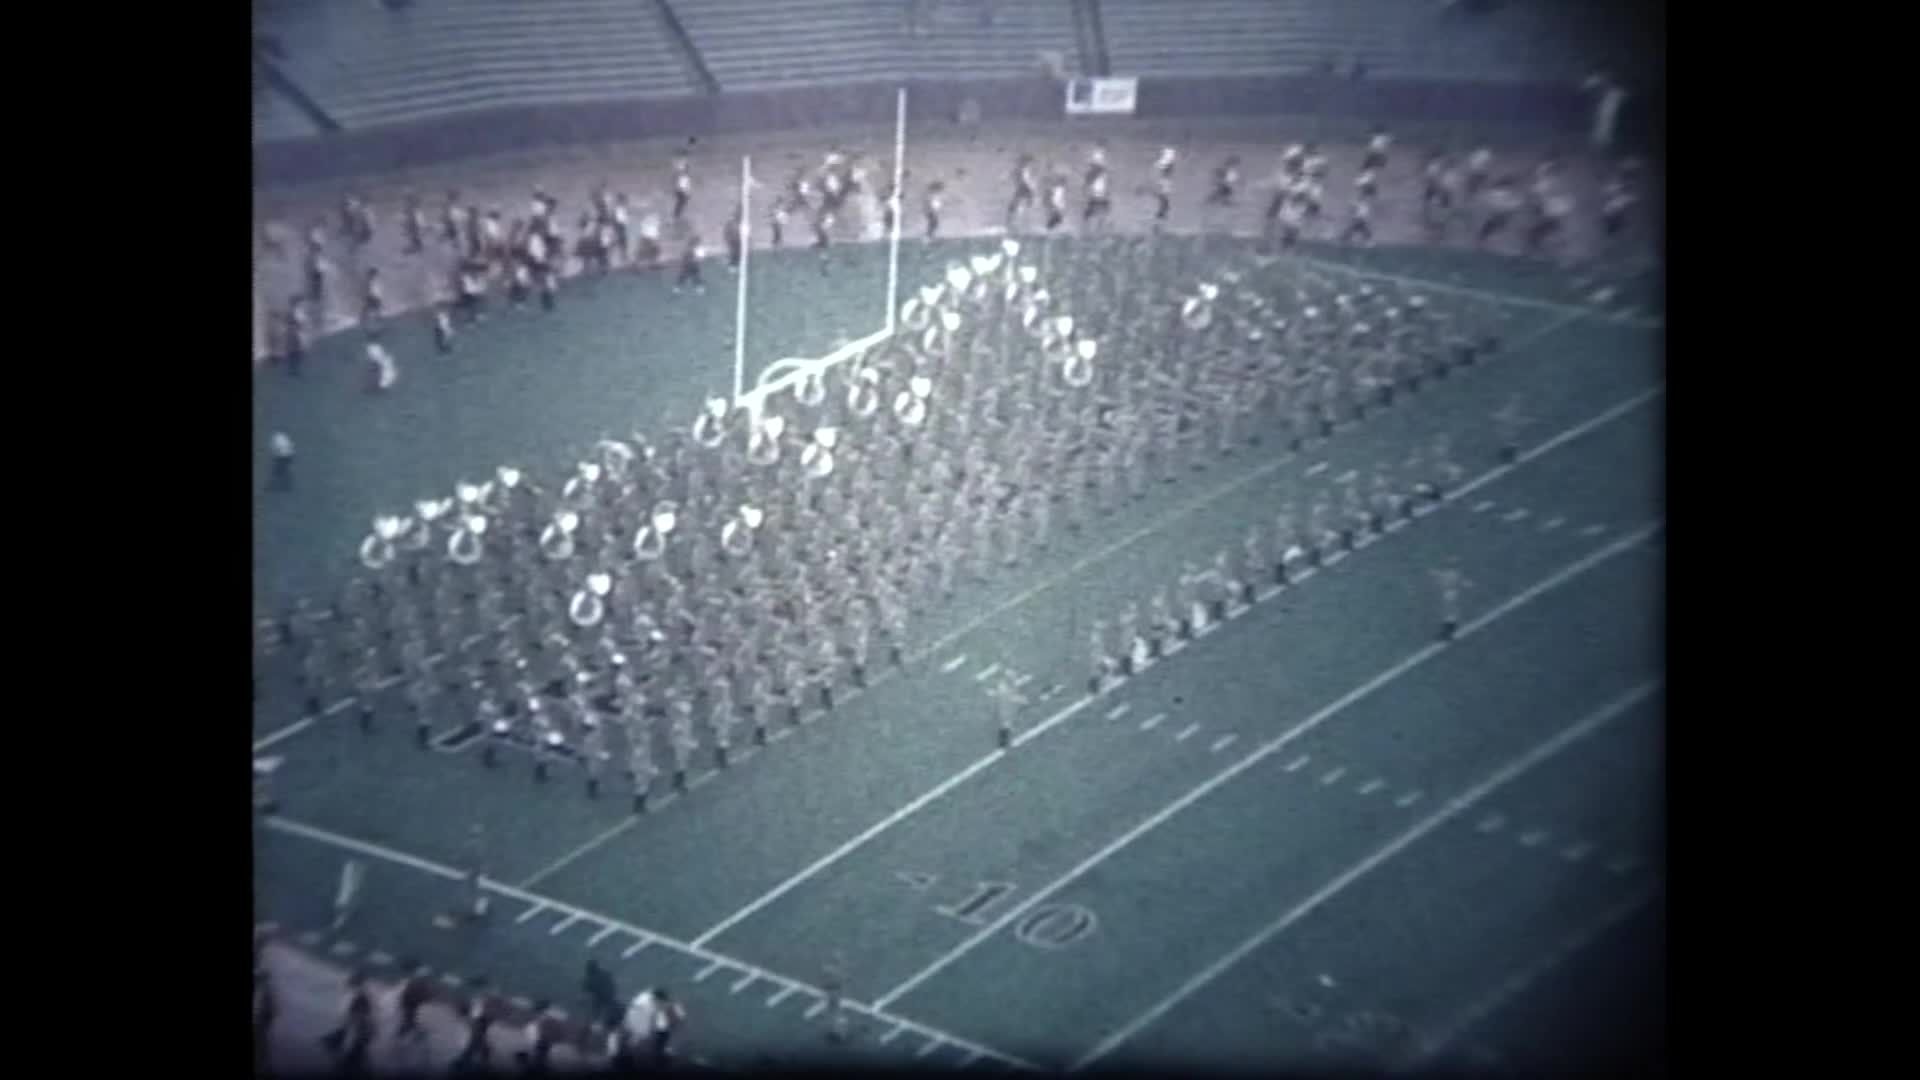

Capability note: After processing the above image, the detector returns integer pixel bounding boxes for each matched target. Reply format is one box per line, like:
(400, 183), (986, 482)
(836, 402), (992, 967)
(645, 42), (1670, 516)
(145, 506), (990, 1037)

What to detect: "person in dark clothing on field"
(454, 977), (499, 1071)
(394, 962), (434, 1046)
(675, 236), (705, 294)
(253, 968), (277, 1075)
(322, 971), (376, 1073)
(583, 956), (623, 1029)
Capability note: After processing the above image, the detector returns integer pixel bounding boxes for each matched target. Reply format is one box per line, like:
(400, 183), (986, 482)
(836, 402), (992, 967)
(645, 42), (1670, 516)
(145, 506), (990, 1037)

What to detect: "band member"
(404, 191), (426, 254)
(1043, 170), (1067, 233)
(1465, 145), (1493, 200)
(538, 265), (559, 312)
(365, 341), (397, 393)
(923, 181), (945, 240)
(675, 236), (705, 293)
(612, 192), (632, 262)
(628, 721), (657, 814)
(360, 267), (384, 330)
(1279, 141), (1305, 182)
(1422, 151), (1451, 216)
(434, 306), (455, 354)
(304, 246), (330, 310)
(322, 971), (376, 1071)
(1007, 155), (1038, 228)
(1088, 617), (1114, 694)
(725, 207), (744, 271)
(269, 431), (294, 490)
(1208, 156), (1240, 206)
(1529, 187), (1574, 256)
(1354, 165), (1379, 203)
(672, 154), (693, 221)
(582, 716), (608, 798)
(636, 213), (663, 266)
(1362, 126), (1392, 173)
(281, 300), (310, 377)
(517, 1001), (565, 1072)
(1478, 179), (1523, 248)
(454, 978), (498, 1070)
(1342, 197), (1374, 247)
(442, 191), (465, 247)
(253, 968), (277, 1073)
(1083, 147), (1112, 230)
(393, 963), (434, 1047)
(669, 701), (696, 791)
(1432, 565), (1471, 640)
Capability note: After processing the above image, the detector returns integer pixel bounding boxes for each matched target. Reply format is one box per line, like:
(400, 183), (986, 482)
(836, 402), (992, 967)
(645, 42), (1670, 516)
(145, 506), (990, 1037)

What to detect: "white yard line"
(253, 716), (316, 753)
(873, 530), (1662, 1011)
(517, 817), (641, 890)
(261, 814), (1039, 1072)
(1070, 684), (1661, 1069)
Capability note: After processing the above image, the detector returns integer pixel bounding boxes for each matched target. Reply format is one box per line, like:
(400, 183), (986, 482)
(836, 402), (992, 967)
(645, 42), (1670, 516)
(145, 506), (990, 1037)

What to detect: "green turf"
(254, 241), (1663, 1070)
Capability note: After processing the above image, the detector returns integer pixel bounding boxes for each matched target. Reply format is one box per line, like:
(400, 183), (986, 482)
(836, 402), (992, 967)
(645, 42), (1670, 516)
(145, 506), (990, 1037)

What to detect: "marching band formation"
(257, 215), (1525, 813)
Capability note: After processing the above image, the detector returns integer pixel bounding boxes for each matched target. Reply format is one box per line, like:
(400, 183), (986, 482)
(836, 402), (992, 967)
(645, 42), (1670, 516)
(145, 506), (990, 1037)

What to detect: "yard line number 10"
(932, 880), (1099, 950)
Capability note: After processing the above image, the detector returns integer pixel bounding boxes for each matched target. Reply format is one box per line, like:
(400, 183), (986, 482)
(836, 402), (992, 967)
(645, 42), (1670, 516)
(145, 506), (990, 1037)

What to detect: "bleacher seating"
(252, 0), (697, 136)
(252, 0), (1644, 144)
(253, 62), (323, 143)
(1100, 0), (1643, 85)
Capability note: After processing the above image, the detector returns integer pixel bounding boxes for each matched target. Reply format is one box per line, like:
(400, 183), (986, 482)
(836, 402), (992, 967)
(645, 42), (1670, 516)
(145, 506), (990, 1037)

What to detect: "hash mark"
(622, 939), (651, 959)
(1519, 829), (1550, 847)
(1477, 814), (1507, 834)
(1210, 734), (1238, 753)
(1174, 723), (1201, 742)
(1140, 713), (1166, 731)
(974, 662), (1003, 682)
(1396, 790), (1423, 807)
(1107, 703), (1132, 721)
(1285, 755), (1311, 772)
(694, 962), (723, 982)
(941, 655), (968, 673)
(1357, 778), (1386, 795)
(1320, 766), (1348, 785)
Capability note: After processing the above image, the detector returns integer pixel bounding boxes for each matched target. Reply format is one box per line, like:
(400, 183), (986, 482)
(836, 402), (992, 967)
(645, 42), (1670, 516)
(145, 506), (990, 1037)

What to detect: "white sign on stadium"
(1065, 77), (1139, 116)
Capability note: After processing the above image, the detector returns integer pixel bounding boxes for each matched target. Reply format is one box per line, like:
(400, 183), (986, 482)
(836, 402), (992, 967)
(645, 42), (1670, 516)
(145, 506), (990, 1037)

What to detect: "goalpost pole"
(885, 86), (907, 335)
(733, 154), (752, 405)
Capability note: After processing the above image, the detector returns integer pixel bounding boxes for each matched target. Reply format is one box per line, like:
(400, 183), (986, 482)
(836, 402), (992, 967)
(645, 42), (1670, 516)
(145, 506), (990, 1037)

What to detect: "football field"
(252, 237), (1664, 1072)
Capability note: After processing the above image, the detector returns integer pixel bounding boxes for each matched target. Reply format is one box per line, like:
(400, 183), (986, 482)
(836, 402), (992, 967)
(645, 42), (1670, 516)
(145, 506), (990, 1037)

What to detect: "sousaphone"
(568, 572), (613, 628)
(358, 514), (409, 570)
(632, 500), (678, 561)
(539, 511), (580, 561)
(448, 514), (488, 565)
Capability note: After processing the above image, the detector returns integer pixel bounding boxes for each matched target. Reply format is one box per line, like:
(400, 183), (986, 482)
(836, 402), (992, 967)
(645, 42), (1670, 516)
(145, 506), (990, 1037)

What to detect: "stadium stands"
(253, 61), (324, 143)
(252, 0), (698, 135)
(252, 1), (1648, 144)
(1098, 0), (1645, 85)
